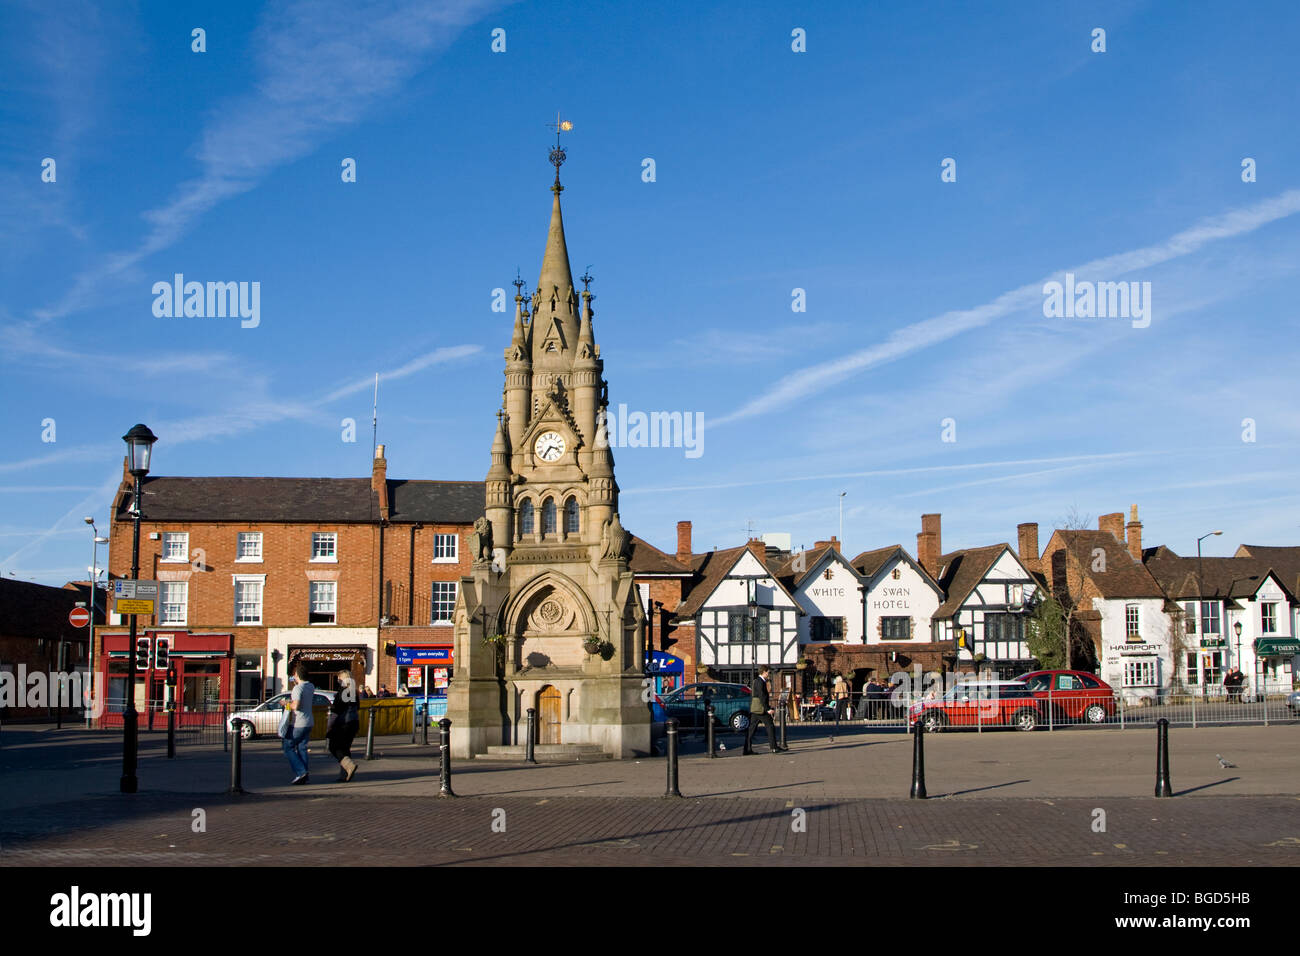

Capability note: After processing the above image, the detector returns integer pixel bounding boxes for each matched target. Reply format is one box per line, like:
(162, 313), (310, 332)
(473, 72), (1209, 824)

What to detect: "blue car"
(657, 683), (753, 731)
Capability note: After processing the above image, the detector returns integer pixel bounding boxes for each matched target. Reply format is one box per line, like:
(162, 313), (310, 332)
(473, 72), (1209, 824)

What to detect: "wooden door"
(538, 685), (561, 744)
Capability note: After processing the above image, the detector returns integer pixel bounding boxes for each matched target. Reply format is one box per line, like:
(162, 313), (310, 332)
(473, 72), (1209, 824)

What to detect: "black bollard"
(909, 718), (927, 799)
(705, 703), (716, 757)
(665, 718), (682, 797)
(222, 701), (228, 754)
(167, 701), (175, 759)
(228, 721), (245, 795)
(364, 705), (377, 760)
(526, 708), (537, 764)
(779, 698), (788, 750)
(422, 701), (430, 746)
(1155, 717), (1172, 797)
(410, 699), (417, 744)
(831, 701), (841, 742)
(437, 718), (456, 798)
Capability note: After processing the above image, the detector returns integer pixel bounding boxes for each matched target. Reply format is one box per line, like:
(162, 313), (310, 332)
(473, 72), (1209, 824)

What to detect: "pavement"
(2, 722), (1298, 866)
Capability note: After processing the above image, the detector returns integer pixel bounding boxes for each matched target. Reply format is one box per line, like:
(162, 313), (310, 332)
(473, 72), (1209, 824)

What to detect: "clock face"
(534, 431), (566, 462)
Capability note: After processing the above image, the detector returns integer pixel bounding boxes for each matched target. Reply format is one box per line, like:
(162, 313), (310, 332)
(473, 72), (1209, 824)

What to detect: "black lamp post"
(120, 423), (157, 794)
(1233, 620), (1242, 669)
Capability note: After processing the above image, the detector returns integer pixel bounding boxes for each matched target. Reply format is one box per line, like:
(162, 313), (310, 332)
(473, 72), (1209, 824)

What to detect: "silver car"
(227, 690), (335, 739)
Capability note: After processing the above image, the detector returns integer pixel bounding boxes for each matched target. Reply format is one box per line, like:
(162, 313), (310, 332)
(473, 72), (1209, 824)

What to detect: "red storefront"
(98, 629), (233, 728)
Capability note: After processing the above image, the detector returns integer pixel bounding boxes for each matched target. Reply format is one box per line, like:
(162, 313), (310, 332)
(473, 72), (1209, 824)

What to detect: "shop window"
(309, 581), (337, 625)
(1123, 659), (1156, 687)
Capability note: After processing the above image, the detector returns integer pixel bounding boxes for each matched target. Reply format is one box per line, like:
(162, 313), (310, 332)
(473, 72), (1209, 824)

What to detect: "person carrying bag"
(326, 668), (361, 782)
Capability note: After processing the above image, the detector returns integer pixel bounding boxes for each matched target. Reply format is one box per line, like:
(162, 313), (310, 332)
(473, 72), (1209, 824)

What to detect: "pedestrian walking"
(744, 665), (787, 754)
(327, 668), (361, 782)
(833, 672), (849, 720)
(282, 662), (315, 785)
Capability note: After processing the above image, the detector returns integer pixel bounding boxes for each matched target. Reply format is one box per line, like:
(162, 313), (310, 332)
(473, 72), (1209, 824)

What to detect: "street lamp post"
(1233, 620), (1242, 671)
(120, 423), (157, 795)
(83, 517), (109, 729)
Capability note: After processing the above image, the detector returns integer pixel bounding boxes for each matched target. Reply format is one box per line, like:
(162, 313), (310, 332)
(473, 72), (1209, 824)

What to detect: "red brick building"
(94, 445), (481, 719)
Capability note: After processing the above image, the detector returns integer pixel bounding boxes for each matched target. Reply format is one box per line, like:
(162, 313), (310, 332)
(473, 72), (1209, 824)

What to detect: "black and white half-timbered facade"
(932, 545), (1040, 679)
(679, 545), (801, 686)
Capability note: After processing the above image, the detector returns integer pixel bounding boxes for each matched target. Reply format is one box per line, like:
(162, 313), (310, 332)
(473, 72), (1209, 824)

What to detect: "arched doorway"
(537, 685), (562, 744)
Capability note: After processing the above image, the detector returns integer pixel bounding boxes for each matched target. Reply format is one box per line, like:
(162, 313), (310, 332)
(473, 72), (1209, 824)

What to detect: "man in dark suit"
(744, 665), (787, 754)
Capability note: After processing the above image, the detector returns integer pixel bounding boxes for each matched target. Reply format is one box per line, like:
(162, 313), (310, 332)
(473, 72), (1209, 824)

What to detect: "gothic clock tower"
(447, 133), (648, 759)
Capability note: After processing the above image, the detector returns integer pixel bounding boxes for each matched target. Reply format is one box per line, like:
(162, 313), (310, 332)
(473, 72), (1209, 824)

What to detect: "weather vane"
(546, 110), (573, 191)
(580, 267), (593, 292)
(513, 270), (525, 298)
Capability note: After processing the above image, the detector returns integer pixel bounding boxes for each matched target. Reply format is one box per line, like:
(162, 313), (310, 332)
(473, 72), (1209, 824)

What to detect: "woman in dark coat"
(327, 668), (361, 781)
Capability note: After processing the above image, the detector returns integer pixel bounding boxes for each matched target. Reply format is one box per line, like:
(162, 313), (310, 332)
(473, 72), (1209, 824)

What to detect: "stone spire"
(537, 190), (575, 302)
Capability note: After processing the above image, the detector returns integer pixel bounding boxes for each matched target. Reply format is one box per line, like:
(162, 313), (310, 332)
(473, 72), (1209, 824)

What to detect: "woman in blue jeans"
(282, 661), (316, 784)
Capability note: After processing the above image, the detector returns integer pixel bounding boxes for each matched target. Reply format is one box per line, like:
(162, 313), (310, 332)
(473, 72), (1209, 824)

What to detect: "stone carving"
(469, 516), (493, 562)
(525, 588), (577, 633)
(600, 513), (631, 561)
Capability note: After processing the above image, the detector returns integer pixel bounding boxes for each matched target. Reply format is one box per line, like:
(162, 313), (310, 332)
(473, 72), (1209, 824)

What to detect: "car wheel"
(1084, 704), (1107, 724)
(239, 720), (255, 740)
(730, 711), (750, 732)
(921, 710), (946, 733)
(1013, 708), (1039, 731)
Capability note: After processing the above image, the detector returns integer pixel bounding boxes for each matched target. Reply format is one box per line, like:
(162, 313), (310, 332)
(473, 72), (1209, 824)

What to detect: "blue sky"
(3, 0), (1299, 585)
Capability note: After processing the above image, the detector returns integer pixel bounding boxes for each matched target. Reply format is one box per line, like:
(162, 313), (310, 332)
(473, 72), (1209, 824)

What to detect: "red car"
(907, 680), (1044, 732)
(1015, 670), (1116, 723)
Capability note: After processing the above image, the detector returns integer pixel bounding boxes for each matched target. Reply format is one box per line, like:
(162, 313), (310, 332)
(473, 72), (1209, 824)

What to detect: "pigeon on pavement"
(1217, 753), (1237, 769)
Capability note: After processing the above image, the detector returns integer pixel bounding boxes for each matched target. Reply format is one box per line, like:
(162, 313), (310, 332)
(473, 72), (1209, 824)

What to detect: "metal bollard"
(909, 718), (927, 799)
(364, 706), (377, 760)
(526, 708), (537, 764)
(167, 700), (175, 759)
(779, 700), (788, 750)
(705, 703), (715, 757)
(665, 718), (682, 797)
(831, 701), (841, 741)
(411, 700), (417, 744)
(422, 702), (430, 746)
(437, 718), (456, 797)
(1154, 717), (1172, 797)
(222, 701), (229, 753)
(228, 721), (246, 795)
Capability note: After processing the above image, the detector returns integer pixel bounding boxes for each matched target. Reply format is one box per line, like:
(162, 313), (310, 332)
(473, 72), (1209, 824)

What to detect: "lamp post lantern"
(120, 423), (157, 794)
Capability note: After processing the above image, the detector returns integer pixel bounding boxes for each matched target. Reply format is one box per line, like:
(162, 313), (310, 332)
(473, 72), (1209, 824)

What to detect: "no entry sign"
(69, 607), (91, 628)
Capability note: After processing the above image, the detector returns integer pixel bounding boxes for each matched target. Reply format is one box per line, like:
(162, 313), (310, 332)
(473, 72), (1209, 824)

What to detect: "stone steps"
(474, 743), (613, 761)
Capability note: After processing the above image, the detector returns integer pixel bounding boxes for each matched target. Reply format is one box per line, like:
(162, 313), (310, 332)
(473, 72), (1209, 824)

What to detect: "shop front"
(99, 630), (233, 728)
(645, 650), (684, 696)
(1253, 637), (1299, 690)
(288, 646), (368, 694)
(396, 644), (453, 722)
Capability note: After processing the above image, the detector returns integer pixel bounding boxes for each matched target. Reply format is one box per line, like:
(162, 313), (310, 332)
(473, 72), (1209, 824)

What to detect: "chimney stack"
(746, 537), (767, 562)
(1099, 512), (1125, 543)
(1126, 504), (1142, 561)
(1017, 522), (1040, 571)
(917, 513), (941, 576)
(372, 444), (389, 521)
(676, 520), (692, 563)
(813, 536), (841, 553)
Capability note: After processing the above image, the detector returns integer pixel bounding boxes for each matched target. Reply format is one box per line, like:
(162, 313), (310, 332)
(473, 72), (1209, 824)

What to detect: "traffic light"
(135, 638), (151, 670)
(154, 637), (170, 670)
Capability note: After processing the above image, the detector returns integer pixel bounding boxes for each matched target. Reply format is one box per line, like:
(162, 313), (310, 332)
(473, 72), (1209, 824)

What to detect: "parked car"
(1015, 670), (1116, 723)
(908, 680), (1042, 732)
(657, 683), (752, 731)
(227, 690), (335, 739)
(1287, 689), (1299, 714)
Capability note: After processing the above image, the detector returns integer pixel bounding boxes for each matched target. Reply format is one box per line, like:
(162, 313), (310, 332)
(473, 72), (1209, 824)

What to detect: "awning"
(1253, 637), (1300, 657)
